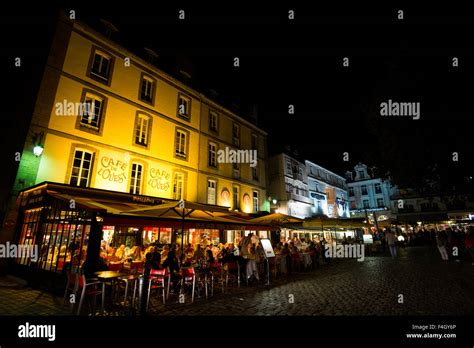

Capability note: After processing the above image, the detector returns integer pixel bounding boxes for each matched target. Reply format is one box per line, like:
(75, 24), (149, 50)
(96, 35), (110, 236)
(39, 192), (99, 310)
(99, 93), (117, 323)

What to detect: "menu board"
(363, 234), (374, 244)
(260, 238), (275, 258)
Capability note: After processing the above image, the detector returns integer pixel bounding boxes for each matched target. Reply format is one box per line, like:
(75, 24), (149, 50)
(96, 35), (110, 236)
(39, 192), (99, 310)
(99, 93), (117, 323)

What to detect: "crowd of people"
(373, 225), (474, 263)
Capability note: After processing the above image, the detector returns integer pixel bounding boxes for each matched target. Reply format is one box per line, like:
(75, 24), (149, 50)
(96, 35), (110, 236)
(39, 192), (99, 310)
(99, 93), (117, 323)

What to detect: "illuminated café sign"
(148, 167), (170, 191)
(98, 156), (127, 183)
(20, 189), (44, 207)
(131, 196), (164, 205)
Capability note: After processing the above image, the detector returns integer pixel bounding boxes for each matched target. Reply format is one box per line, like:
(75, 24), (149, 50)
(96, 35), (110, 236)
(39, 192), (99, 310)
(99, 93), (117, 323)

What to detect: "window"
(349, 187), (354, 197)
(139, 75), (155, 104)
(251, 134), (258, 150)
(233, 186), (240, 210)
(358, 170), (365, 179)
(374, 183), (382, 194)
(129, 163), (143, 194)
(207, 179), (216, 205)
(175, 129), (189, 160)
(135, 113), (151, 147)
(232, 123), (240, 146)
(172, 173), (184, 200)
(350, 201), (357, 209)
(361, 185), (368, 195)
(80, 93), (104, 130)
(89, 49), (113, 83)
(286, 161), (292, 173)
(233, 162), (240, 177)
(209, 111), (218, 132)
(252, 165), (259, 181)
(253, 191), (259, 213)
(177, 94), (191, 119)
(208, 142), (217, 168)
(363, 199), (370, 209)
(377, 198), (384, 207)
(70, 149), (93, 187)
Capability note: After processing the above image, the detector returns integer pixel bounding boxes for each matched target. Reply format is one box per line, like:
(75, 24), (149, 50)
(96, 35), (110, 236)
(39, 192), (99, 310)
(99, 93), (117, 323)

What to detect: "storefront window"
(17, 208), (42, 265)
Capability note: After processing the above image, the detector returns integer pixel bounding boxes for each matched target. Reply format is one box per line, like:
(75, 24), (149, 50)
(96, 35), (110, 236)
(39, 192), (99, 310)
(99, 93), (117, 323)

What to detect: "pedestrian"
(385, 228), (397, 258)
(464, 226), (474, 265)
(436, 231), (449, 261)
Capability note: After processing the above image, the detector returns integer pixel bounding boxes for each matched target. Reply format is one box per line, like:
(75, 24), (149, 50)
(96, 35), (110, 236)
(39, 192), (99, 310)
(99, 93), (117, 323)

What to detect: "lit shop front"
(9, 182), (269, 279)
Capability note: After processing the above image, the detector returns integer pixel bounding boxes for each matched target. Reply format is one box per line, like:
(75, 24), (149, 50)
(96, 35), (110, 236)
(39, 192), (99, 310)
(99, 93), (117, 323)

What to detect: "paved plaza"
(0, 247), (473, 316)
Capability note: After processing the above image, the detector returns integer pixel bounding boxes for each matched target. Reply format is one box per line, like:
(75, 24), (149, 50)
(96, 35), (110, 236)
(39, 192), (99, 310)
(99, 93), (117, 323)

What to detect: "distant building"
(267, 153), (312, 219)
(346, 163), (398, 218)
(390, 189), (474, 225)
(306, 160), (349, 218)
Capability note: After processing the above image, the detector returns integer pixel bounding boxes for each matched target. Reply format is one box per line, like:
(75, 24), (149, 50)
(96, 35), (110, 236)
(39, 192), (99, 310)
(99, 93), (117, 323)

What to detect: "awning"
(47, 192), (270, 230)
(396, 213), (449, 224)
(303, 217), (370, 229)
(249, 213), (303, 225)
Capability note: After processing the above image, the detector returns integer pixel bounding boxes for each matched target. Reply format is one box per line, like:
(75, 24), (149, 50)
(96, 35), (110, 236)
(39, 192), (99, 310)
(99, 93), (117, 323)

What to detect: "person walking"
(385, 228), (397, 258)
(436, 231), (449, 261)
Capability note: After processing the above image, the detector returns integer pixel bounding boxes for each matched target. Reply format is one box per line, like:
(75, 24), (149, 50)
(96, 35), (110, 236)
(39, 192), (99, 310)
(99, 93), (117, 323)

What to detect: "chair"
(130, 261), (144, 274)
(223, 262), (240, 290)
(180, 267), (196, 303)
(63, 271), (78, 307)
(76, 274), (104, 315)
(147, 269), (166, 311)
(291, 252), (301, 272)
(108, 262), (124, 272)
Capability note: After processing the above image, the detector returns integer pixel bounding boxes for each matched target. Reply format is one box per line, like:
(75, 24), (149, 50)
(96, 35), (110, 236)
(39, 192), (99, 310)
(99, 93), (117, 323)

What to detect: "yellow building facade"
(14, 15), (268, 213)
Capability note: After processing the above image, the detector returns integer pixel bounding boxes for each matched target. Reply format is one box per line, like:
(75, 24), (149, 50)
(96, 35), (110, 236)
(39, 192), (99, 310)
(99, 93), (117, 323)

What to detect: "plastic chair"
(180, 267), (196, 303)
(130, 261), (144, 274)
(108, 262), (124, 272)
(147, 269), (166, 311)
(63, 271), (78, 308)
(76, 274), (104, 315)
(223, 262), (240, 289)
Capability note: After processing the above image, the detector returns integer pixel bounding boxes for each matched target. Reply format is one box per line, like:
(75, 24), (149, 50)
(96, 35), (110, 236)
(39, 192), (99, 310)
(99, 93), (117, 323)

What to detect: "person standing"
(385, 228), (397, 258)
(436, 231), (449, 261)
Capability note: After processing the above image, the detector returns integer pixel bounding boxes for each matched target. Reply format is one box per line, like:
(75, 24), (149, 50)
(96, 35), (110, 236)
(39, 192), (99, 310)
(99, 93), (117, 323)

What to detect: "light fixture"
(272, 199), (277, 205)
(32, 131), (45, 157)
(33, 144), (44, 157)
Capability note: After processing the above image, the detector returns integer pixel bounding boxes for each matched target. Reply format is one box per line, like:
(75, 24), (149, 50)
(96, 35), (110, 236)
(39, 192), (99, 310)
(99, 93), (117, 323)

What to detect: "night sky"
(2, 2), (474, 206)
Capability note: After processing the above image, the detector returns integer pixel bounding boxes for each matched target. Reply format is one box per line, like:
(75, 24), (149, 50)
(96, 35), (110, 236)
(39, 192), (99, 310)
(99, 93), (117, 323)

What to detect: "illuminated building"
(3, 14), (269, 275)
(267, 153), (312, 219)
(346, 163), (397, 220)
(305, 160), (350, 218)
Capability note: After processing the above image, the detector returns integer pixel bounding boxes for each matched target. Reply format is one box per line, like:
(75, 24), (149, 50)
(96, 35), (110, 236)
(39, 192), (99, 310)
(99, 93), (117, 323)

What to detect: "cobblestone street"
(1, 247), (473, 316)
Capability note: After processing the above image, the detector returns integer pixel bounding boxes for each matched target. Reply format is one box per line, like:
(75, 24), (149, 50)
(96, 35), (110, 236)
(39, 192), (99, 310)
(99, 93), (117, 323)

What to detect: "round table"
(95, 271), (126, 314)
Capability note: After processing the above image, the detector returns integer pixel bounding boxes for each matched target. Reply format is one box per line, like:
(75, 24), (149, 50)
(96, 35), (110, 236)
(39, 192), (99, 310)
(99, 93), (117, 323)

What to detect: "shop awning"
(396, 213), (449, 224)
(248, 213), (303, 225)
(303, 217), (370, 229)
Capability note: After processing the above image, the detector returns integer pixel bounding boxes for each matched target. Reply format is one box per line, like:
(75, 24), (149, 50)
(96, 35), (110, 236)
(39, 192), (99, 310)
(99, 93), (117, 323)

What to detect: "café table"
(118, 273), (143, 308)
(95, 271), (126, 314)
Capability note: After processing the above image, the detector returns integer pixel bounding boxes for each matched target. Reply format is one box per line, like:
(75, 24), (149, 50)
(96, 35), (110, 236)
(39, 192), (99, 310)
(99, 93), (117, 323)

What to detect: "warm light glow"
(33, 145), (44, 157)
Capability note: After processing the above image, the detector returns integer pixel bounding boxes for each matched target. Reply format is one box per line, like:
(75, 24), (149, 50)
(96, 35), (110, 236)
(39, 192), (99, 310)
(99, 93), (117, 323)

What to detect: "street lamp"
(32, 131), (44, 157)
(33, 144), (44, 157)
